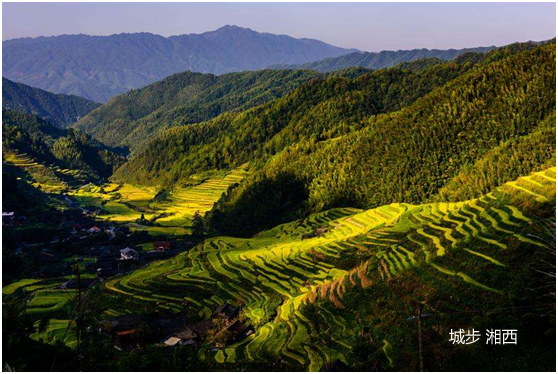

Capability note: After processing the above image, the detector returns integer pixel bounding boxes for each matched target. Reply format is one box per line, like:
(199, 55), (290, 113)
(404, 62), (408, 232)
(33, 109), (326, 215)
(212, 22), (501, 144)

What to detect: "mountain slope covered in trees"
(2, 78), (100, 127)
(73, 69), (323, 152)
(2, 109), (123, 180)
(112, 41), (556, 235)
(270, 45), (495, 72)
(3, 26), (354, 102)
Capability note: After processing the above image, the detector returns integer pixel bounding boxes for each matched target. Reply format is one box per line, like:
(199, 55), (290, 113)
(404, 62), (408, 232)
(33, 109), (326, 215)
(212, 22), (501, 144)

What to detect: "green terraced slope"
(3, 152), (88, 193)
(102, 167), (556, 370)
(69, 167), (249, 236)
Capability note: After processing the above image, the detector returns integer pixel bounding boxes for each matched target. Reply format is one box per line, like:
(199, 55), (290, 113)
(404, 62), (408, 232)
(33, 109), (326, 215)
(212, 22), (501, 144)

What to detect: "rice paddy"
(68, 168), (249, 235)
(101, 167), (556, 370)
(3, 152), (88, 192)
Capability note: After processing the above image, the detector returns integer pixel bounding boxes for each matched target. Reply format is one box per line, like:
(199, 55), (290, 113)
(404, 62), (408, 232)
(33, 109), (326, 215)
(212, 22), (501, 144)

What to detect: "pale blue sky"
(3, 2), (556, 51)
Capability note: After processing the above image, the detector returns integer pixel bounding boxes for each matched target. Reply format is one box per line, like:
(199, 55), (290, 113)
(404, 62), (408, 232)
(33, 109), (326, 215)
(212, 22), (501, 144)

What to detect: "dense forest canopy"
(73, 69), (324, 152)
(111, 40), (556, 235)
(2, 109), (124, 180)
(2, 78), (100, 128)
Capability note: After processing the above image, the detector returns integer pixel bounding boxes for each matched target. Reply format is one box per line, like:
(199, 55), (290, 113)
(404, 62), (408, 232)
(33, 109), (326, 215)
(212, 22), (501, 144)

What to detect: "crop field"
(151, 168), (249, 228)
(100, 167), (556, 370)
(30, 319), (78, 348)
(69, 168), (249, 235)
(3, 152), (87, 192)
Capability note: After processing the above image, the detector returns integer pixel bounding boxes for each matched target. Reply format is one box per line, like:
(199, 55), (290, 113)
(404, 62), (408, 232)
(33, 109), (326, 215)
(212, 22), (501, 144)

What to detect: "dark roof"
(153, 241), (171, 250)
(213, 303), (239, 318)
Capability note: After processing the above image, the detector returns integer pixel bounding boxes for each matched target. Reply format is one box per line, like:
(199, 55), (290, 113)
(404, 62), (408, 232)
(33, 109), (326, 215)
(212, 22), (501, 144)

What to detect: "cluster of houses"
(101, 303), (254, 352)
(24, 240), (178, 280)
(88, 241), (176, 279)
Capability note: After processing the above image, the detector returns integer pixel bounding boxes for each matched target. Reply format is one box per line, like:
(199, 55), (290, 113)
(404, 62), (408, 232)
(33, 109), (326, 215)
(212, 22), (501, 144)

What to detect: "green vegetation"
(202, 41), (555, 235)
(100, 168), (556, 370)
(67, 167), (249, 235)
(3, 109), (124, 181)
(2, 37), (555, 372)
(74, 69), (322, 152)
(115, 51), (482, 187)
(2, 78), (100, 128)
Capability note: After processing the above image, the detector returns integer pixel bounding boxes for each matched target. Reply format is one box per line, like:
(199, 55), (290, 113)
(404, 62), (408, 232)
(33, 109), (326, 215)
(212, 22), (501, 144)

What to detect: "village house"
(2, 212), (14, 226)
(61, 278), (97, 290)
(87, 226), (101, 234)
(120, 247), (139, 261)
(225, 320), (255, 343)
(163, 320), (214, 347)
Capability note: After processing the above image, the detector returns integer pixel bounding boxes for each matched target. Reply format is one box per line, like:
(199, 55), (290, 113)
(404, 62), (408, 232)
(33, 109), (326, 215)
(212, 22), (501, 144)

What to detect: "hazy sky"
(2, 2), (556, 51)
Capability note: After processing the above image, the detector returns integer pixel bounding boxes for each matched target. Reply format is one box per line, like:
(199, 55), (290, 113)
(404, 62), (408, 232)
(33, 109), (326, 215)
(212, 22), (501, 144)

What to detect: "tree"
(191, 211), (205, 237)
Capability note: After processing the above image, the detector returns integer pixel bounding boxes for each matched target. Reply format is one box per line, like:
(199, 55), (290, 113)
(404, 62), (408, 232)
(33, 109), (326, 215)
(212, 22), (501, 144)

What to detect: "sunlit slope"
(102, 167), (555, 369)
(68, 168), (249, 235)
(3, 152), (88, 192)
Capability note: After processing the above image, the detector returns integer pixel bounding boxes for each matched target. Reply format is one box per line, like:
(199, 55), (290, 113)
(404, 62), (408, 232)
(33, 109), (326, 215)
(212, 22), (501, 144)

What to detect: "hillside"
(73, 69), (322, 152)
(114, 54), (482, 187)
(2, 26), (354, 102)
(98, 167), (556, 370)
(112, 42), (555, 237)
(2, 78), (100, 127)
(206, 42), (555, 234)
(270, 45), (495, 72)
(2, 109), (124, 181)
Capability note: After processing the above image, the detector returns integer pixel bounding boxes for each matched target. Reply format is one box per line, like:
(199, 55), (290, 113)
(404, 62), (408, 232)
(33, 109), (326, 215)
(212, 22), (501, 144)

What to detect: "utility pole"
(407, 306), (430, 372)
(73, 259), (83, 372)
(417, 306), (424, 372)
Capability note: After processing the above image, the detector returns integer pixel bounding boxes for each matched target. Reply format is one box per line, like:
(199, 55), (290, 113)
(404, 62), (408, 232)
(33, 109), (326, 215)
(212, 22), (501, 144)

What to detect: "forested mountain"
(73, 69), (323, 152)
(2, 109), (123, 180)
(113, 58), (479, 184)
(2, 78), (100, 127)
(2, 26), (354, 102)
(113, 41), (555, 235)
(270, 45), (495, 72)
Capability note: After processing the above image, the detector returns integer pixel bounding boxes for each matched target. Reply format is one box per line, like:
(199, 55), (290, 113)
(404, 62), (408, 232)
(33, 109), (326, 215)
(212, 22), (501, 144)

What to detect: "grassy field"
(101, 167), (556, 370)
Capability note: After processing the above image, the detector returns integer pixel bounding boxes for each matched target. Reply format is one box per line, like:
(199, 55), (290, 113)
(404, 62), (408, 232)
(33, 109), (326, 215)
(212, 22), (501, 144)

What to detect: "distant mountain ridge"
(2, 78), (100, 127)
(3, 25), (356, 102)
(270, 46), (496, 72)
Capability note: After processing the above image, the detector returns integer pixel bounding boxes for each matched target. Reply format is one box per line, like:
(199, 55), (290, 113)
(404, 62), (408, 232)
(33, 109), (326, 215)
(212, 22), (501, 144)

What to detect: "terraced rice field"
(25, 289), (77, 320)
(102, 167), (556, 369)
(30, 319), (78, 348)
(3, 152), (86, 192)
(69, 168), (249, 235)
(152, 169), (249, 228)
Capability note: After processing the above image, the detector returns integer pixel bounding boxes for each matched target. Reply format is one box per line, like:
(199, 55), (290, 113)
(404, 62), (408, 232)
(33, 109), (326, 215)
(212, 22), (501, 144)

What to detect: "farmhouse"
(61, 278), (97, 289)
(2, 212), (14, 226)
(87, 226), (101, 234)
(120, 247), (139, 261)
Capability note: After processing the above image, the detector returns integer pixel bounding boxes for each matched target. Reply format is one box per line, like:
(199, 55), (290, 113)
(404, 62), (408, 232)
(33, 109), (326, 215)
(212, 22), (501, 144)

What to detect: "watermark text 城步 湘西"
(449, 329), (517, 345)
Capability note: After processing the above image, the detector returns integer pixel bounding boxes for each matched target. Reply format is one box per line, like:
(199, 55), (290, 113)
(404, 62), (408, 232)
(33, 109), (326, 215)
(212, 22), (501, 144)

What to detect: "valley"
(2, 29), (556, 372)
